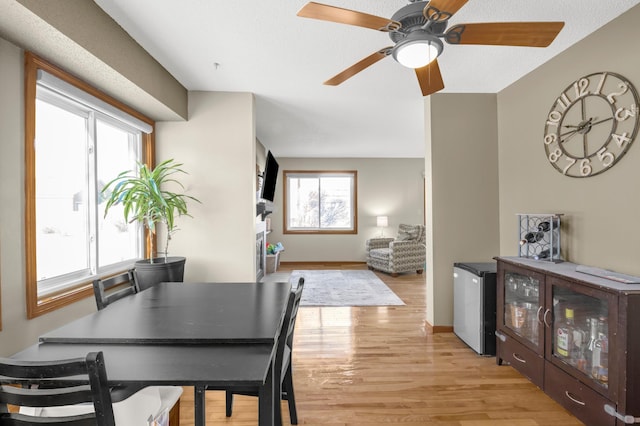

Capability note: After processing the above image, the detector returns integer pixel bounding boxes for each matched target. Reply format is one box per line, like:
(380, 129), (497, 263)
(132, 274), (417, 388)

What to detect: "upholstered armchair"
(366, 224), (426, 276)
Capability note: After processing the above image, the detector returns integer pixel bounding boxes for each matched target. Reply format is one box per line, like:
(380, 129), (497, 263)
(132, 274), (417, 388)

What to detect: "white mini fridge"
(453, 262), (497, 356)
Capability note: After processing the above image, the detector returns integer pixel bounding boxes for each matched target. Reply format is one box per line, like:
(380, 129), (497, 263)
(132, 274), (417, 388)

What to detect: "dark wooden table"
(14, 281), (292, 426)
(40, 282), (291, 344)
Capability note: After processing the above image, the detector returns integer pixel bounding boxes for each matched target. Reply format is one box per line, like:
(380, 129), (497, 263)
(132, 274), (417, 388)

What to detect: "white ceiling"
(94, 0), (640, 158)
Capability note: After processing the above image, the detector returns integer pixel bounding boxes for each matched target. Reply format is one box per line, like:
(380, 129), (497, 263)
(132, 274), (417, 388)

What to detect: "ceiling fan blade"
(297, 2), (401, 32)
(424, 0), (468, 19)
(415, 59), (445, 97)
(446, 22), (565, 47)
(324, 48), (391, 86)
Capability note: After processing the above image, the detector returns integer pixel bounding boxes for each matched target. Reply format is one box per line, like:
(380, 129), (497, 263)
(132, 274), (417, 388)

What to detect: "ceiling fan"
(297, 0), (565, 96)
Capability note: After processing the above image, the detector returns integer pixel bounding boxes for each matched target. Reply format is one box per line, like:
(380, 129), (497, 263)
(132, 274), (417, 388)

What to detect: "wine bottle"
(586, 317), (599, 378)
(533, 247), (558, 260)
(555, 307), (575, 360)
(519, 231), (544, 246)
(572, 321), (587, 372)
(537, 217), (560, 232)
(594, 317), (609, 384)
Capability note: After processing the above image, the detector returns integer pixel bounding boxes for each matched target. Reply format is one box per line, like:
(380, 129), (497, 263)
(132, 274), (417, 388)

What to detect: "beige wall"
(0, 40), (258, 356)
(498, 4), (640, 275)
(265, 157), (425, 262)
(0, 38), (96, 357)
(156, 92), (258, 282)
(425, 93), (500, 327)
(0, 1), (188, 356)
(0, 0), (186, 121)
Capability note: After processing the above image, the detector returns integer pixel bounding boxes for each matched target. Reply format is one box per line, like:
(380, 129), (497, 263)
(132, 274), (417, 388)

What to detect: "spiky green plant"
(101, 159), (200, 263)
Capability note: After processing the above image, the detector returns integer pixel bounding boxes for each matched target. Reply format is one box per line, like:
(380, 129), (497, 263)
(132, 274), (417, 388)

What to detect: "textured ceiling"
(94, 0), (640, 158)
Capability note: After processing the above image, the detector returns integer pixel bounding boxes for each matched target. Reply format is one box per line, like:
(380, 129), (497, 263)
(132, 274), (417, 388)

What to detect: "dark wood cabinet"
(495, 257), (640, 426)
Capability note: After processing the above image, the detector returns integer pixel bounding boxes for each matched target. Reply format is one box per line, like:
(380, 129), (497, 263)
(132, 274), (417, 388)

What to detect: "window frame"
(24, 52), (155, 319)
(283, 170), (358, 235)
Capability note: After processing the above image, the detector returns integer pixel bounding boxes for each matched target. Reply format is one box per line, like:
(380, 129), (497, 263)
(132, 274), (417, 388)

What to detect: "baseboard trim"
(425, 320), (453, 334)
(279, 261), (367, 267)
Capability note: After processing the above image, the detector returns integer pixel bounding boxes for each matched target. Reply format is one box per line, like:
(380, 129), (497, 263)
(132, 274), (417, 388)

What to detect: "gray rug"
(289, 270), (405, 307)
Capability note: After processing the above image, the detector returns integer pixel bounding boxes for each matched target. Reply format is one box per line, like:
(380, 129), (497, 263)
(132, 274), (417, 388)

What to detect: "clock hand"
(560, 129), (578, 137)
(561, 131), (579, 144)
(591, 116), (614, 126)
(563, 117), (594, 130)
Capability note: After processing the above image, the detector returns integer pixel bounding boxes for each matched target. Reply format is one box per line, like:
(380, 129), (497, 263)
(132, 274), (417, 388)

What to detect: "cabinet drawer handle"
(604, 404), (640, 424)
(543, 309), (552, 328)
(565, 391), (585, 406)
(536, 306), (543, 323)
(512, 353), (526, 363)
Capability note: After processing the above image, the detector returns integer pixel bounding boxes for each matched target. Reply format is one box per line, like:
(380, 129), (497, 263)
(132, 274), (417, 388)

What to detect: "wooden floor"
(179, 262), (583, 425)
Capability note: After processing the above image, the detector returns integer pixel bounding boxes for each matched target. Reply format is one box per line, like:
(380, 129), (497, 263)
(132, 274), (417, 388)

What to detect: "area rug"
(289, 270), (405, 307)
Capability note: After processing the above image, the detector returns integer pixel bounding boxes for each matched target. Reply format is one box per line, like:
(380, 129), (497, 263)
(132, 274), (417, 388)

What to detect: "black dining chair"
(219, 277), (305, 425)
(0, 351), (116, 425)
(0, 351), (182, 426)
(91, 271), (184, 424)
(92, 270), (139, 311)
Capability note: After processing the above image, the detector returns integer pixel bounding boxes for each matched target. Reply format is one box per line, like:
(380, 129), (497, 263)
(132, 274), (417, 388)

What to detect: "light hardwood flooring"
(179, 262), (582, 425)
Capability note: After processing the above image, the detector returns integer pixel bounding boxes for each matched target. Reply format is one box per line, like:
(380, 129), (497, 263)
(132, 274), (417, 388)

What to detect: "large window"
(25, 53), (154, 318)
(284, 171), (357, 234)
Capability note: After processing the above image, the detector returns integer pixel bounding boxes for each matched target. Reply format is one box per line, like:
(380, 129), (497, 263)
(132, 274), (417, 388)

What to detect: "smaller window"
(284, 171), (357, 234)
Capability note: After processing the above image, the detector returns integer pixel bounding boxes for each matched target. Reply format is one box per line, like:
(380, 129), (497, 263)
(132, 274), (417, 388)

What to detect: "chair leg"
(283, 365), (298, 425)
(225, 391), (233, 417)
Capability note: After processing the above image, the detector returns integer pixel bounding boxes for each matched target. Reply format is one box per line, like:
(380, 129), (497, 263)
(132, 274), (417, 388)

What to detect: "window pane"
(35, 100), (89, 281)
(25, 54), (152, 318)
(285, 171), (357, 233)
(288, 177), (319, 228)
(96, 119), (141, 267)
(320, 177), (352, 229)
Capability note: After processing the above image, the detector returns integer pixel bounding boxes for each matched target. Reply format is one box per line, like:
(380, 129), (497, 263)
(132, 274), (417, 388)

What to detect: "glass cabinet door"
(503, 270), (543, 348)
(549, 279), (615, 393)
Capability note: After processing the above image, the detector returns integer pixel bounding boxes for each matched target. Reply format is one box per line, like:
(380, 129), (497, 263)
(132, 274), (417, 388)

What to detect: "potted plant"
(101, 159), (200, 290)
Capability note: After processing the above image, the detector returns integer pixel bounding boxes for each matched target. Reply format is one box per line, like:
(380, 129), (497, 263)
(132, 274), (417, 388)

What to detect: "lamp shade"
(392, 33), (443, 69)
(376, 216), (389, 227)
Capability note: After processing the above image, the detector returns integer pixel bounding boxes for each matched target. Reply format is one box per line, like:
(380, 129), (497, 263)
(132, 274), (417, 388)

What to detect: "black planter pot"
(134, 256), (186, 291)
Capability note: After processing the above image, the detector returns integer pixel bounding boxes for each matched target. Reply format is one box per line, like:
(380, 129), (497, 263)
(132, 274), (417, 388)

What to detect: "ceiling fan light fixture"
(392, 34), (443, 69)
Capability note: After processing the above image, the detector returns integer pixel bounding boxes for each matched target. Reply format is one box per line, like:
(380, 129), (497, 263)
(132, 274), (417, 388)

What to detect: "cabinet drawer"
(544, 361), (615, 426)
(498, 332), (544, 388)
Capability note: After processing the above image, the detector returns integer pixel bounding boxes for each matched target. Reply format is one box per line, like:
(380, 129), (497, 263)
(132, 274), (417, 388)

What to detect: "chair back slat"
(2, 413), (98, 426)
(93, 270), (138, 310)
(0, 385), (94, 407)
(0, 352), (115, 426)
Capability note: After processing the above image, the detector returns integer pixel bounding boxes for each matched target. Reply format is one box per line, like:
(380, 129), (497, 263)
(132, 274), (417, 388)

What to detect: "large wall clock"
(543, 72), (640, 177)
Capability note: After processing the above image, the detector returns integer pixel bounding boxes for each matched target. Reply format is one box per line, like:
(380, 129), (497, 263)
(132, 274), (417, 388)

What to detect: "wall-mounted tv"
(260, 151), (279, 202)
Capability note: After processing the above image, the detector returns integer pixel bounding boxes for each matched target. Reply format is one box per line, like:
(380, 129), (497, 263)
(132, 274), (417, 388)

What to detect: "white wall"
(156, 91), (258, 282)
(265, 157), (425, 262)
(0, 37), (96, 357)
(498, 4), (640, 274)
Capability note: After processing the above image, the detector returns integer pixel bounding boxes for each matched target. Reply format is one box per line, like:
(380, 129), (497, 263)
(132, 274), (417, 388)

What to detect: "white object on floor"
(19, 386), (183, 426)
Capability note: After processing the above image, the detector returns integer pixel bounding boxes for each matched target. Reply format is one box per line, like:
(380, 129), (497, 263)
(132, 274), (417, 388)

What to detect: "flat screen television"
(260, 151), (279, 202)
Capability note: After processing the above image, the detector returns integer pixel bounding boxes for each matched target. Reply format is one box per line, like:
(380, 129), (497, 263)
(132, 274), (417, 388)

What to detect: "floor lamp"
(376, 216), (388, 237)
